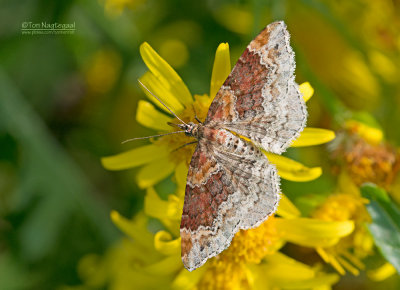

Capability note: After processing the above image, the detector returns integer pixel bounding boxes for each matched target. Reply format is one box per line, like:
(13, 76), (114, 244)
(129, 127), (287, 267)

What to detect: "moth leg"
(172, 141), (198, 152)
(195, 116), (202, 124)
(192, 105), (203, 124)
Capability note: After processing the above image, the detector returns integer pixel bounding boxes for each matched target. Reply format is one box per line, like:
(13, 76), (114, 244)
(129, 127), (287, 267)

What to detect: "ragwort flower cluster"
(79, 42), (361, 290)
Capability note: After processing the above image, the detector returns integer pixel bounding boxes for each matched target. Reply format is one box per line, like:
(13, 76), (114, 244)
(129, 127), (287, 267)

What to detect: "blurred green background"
(0, 0), (399, 289)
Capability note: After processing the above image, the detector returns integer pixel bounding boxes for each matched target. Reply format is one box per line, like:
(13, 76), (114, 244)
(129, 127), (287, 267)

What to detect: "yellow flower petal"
(77, 253), (107, 288)
(316, 248), (346, 275)
(369, 50), (397, 83)
(144, 187), (181, 220)
(259, 252), (339, 288)
(367, 262), (397, 281)
(299, 82), (314, 102)
(210, 43), (231, 98)
(278, 274), (340, 289)
(291, 128), (336, 147)
(172, 266), (208, 290)
(136, 157), (175, 188)
(110, 211), (154, 246)
(143, 255), (182, 276)
(136, 100), (173, 131)
(345, 119), (383, 144)
(265, 152), (322, 182)
(336, 255), (360, 276)
(101, 144), (169, 170)
(174, 161), (189, 196)
(277, 194), (301, 218)
(341, 250), (365, 270)
(275, 218), (354, 248)
(264, 251), (312, 277)
(145, 187), (182, 236)
(139, 72), (185, 114)
(154, 231), (181, 255)
(140, 42), (192, 106)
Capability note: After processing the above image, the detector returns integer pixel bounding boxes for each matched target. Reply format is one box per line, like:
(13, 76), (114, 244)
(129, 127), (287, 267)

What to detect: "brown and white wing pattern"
(205, 21), (307, 154)
(180, 129), (280, 271)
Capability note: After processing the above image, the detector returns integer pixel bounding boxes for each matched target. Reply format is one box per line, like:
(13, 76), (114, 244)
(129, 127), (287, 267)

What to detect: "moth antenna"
(121, 131), (186, 144)
(167, 122), (181, 129)
(138, 79), (188, 126)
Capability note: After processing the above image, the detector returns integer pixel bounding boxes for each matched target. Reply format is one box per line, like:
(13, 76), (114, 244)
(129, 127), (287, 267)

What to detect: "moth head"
(169, 122), (199, 138)
(182, 122), (196, 137)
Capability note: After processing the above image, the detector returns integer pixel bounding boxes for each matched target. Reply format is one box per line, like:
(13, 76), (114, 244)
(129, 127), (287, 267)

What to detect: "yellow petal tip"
(345, 120), (383, 144)
(216, 42), (229, 51)
(309, 166), (323, 179)
(101, 156), (116, 170)
(368, 263), (397, 281)
(292, 128), (336, 147)
(281, 166), (322, 182)
(299, 82), (314, 102)
(210, 43), (231, 98)
(110, 210), (120, 223)
(266, 152), (323, 182)
(139, 41), (151, 52)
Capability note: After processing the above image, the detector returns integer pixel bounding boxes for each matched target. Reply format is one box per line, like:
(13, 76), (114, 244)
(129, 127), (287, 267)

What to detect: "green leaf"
(361, 183), (400, 273)
(362, 183), (391, 203)
(0, 253), (34, 290)
(0, 69), (118, 261)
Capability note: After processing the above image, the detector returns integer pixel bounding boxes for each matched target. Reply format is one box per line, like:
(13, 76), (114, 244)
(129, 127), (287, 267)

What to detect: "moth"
(179, 21), (306, 271)
(136, 21), (307, 271)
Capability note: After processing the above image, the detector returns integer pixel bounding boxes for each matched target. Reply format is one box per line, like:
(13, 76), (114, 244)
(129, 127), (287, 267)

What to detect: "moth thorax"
(185, 122), (202, 139)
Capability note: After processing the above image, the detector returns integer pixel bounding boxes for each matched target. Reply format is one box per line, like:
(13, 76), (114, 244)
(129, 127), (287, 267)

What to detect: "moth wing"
(205, 21), (307, 154)
(181, 131), (280, 271)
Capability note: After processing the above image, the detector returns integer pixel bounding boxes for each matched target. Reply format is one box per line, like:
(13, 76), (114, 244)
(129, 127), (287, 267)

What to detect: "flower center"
(197, 216), (281, 290)
(344, 139), (400, 189)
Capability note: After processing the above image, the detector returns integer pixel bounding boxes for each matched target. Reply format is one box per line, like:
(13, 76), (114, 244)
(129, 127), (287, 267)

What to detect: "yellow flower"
(312, 120), (400, 279)
(195, 216), (350, 290)
(197, 252), (341, 290)
(344, 119), (383, 145)
(367, 262), (397, 281)
(93, 42), (343, 290)
(75, 212), (183, 290)
(317, 122), (400, 276)
(75, 185), (351, 290)
(312, 192), (372, 276)
(141, 180), (352, 289)
(101, 42), (335, 188)
(333, 123), (400, 202)
(344, 137), (400, 190)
